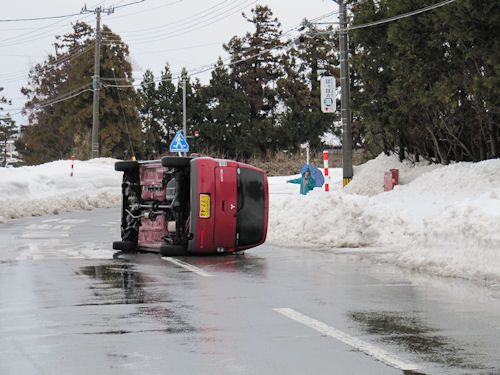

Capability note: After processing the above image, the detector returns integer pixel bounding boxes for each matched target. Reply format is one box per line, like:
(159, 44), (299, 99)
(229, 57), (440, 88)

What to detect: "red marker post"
(70, 155), (75, 177)
(323, 150), (329, 192)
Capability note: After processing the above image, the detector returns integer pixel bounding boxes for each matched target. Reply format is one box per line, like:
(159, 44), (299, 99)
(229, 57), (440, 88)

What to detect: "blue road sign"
(169, 131), (189, 153)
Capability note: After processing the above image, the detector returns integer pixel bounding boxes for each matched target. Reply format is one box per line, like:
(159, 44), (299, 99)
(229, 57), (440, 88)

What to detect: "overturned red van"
(112, 156), (269, 256)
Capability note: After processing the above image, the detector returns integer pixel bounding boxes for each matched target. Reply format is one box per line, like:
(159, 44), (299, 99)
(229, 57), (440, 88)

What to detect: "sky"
(0, 0), (338, 126)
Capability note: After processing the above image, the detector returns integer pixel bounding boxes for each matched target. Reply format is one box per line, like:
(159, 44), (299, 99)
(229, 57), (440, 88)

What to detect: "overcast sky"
(0, 0), (338, 125)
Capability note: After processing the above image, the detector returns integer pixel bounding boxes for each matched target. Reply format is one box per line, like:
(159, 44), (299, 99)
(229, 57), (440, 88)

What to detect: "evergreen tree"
(0, 87), (16, 167)
(277, 23), (339, 151)
(351, 0), (500, 162)
(20, 22), (141, 164)
(223, 5), (285, 156)
(0, 117), (16, 167)
(196, 58), (252, 157)
(138, 70), (163, 158)
(99, 25), (142, 159)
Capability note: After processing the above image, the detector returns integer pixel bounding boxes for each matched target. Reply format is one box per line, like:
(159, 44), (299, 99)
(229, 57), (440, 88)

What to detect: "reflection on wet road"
(349, 311), (483, 372)
(77, 263), (196, 335)
(0, 208), (500, 374)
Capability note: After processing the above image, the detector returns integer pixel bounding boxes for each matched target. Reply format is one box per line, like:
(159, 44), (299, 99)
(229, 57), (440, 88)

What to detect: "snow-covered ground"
(0, 158), (121, 222)
(1, 154), (499, 283)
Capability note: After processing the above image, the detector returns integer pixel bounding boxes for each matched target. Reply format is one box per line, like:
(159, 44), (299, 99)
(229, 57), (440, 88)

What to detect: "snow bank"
(267, 192), (414, 248)
(0, 158), (121, 223)
(269, 154), (500, 282)
(344, 153), (440, 196)
(379, 160), (500, 281)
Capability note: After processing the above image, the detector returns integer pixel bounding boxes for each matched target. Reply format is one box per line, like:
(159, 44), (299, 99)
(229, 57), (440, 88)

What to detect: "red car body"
(113, 156), (269, 256)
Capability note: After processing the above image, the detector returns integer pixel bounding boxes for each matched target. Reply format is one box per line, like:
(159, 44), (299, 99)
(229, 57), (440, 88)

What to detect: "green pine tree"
(223, 5), (286, 156)
(277, 23), (340, 152)
(0, 87), (17, 167)
(20, 22), (141, 164)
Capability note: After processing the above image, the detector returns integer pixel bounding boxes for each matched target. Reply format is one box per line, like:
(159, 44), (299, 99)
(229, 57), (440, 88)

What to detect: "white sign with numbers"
(320, 76), (336, 113)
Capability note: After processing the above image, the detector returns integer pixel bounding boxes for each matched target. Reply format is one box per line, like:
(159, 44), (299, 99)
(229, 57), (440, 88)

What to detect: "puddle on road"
(77, 264), (147, 305)
(348, 311), (485, 372)
(76, 263), (196, 335)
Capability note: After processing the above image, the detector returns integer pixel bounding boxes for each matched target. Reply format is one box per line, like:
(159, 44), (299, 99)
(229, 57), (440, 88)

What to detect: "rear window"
(236, 167), (266, 247)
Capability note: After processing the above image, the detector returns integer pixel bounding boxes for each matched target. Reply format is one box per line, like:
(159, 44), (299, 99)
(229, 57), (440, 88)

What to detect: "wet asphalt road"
(1, 208), (500, 375)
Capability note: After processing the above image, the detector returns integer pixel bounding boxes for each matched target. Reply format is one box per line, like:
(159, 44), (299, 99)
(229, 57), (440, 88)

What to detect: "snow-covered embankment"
(0, 158), (121, 223)
(268, 154), (500, 282)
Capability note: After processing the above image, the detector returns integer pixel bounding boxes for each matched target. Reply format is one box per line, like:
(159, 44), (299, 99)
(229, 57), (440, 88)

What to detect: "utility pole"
(182, 74), (187, 155)
(81, 1), (144, 158)
(338, 0), (353, 186)
(182, 75), (187, 137)
(82, 5), (113, 159)
(91, 7), (102, 159)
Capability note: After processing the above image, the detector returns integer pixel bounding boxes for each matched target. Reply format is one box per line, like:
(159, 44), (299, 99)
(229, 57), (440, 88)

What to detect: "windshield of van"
(236, 167), (265, 247)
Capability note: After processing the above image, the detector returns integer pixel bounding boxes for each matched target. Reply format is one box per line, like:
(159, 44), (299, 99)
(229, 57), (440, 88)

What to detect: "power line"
(347, 0), (458, 31)
(5, 83), (92, 114)
(102, 9), (339, 89)
(0, 12), (84, 23)
(81, 0), (146, 158)
(128, 41), (226, 56)
(0, 43), (94, 84)
(105, 0), (181, 21)
(101, 0), (234, 36)
(101, 0), (255, 44)
(110, 68), (136, 158)
(101, 0), (259, 45)
(0, 13), (93, 48)
(112, 0), (146, 11)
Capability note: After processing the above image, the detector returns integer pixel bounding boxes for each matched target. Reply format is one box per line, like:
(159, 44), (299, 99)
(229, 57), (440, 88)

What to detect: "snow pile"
(0, 158), (121, 223)
(268, 154), (500, 282)
(267, 191), (414, 248)
(378, 159), (500, 280)
(344, 153), (440, 196)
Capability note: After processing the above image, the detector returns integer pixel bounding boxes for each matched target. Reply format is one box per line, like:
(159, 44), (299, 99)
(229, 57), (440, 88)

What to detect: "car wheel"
(113, 241), (136, 252)
(115, 160), (139, 173)
(159, 244), (188, 256)
(161, 156), (191, 168)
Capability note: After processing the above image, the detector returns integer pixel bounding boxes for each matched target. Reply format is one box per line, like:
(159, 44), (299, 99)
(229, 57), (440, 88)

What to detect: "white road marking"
(273, 308), (419, 372)
(161, 257), (214, 277)
(42, 219), (61, 223)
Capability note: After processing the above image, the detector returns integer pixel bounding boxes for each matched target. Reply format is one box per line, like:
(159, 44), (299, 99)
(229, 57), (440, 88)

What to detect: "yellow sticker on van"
(199, 194), (211, 218)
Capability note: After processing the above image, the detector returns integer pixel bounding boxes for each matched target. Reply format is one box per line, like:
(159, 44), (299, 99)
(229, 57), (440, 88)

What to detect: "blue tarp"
(300, 164), (324, 187)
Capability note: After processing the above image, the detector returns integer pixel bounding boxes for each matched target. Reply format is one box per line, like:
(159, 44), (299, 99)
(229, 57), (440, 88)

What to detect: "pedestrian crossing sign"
(169, 131), (189, 153)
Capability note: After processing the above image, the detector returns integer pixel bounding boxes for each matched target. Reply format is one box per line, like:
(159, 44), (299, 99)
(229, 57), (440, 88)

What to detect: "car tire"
(113, 241), (136, 252)
(161, 156), (191, 168)
(159, 244), (188, 256)
(115, 160), (139, 172)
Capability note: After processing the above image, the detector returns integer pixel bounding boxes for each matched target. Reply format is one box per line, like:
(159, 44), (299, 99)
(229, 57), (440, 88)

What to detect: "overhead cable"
(0, 12), (83, 23)
(346, 0), (458, 31)
(102, 9), (339, 89)
(101, 0), (234, 36)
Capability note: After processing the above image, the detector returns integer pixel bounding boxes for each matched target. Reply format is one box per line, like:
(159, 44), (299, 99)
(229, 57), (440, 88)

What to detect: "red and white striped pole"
(70, 155), (75, 177)
(323, 150), (329, 192)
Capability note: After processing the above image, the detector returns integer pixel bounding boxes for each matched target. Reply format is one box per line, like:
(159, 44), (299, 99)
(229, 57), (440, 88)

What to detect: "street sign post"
(320, 76), (336, 113)
(169, 131), (189, 153)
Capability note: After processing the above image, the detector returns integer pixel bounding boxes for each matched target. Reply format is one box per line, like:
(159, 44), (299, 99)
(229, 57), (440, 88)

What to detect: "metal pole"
(91, 7), (101, 159)
(338, 0), (353, 187)
(182, 75), (187, 155)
